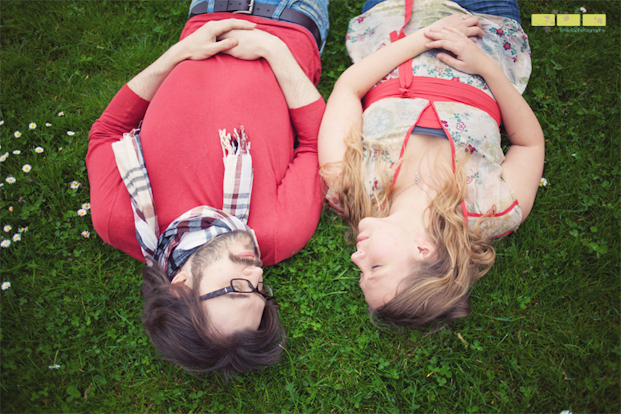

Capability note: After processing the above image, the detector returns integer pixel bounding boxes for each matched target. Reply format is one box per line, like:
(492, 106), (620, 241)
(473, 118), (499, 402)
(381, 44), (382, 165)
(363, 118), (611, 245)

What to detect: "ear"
(415, 237), (438, 262)
(170, 270), (191, 286)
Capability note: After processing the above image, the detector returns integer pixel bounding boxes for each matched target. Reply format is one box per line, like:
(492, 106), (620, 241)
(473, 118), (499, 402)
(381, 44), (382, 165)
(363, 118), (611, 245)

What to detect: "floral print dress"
(327, 0), (532, 238)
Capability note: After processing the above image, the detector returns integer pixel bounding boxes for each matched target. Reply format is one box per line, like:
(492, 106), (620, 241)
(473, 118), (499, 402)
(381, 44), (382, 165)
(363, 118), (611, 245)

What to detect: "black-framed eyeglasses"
(199, 278), (274, 301)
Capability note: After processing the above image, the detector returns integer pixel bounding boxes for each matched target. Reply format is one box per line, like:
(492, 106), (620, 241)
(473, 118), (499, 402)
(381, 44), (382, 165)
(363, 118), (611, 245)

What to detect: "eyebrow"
(226, 293), (252, 300)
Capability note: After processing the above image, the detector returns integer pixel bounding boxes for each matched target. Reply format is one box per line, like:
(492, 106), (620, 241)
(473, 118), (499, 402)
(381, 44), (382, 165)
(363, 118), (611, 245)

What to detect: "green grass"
(1, 0), (619, 412)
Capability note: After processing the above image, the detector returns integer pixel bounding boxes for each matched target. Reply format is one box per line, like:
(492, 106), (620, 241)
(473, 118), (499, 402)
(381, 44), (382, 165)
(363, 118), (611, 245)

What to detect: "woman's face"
(351, 217), (420, 309)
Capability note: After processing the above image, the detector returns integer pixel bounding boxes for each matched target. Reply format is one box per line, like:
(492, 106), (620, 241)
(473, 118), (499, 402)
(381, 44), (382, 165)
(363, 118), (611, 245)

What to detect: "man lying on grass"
(87, 0), (328, 376)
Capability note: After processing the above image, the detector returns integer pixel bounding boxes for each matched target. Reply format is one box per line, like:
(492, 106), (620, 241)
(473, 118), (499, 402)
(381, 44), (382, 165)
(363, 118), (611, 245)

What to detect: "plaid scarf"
(112, 126), (259, 278)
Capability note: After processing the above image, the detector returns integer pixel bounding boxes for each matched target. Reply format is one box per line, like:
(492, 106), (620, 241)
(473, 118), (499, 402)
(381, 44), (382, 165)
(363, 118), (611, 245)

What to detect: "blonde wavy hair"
(320, 124), (496, 326)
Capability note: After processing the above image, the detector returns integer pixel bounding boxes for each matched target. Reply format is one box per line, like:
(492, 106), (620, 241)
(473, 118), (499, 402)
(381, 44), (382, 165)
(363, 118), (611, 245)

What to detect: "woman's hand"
(424, 26), (496, 76)
(426, 14), (483, 42)
(177, 19), (257, 61)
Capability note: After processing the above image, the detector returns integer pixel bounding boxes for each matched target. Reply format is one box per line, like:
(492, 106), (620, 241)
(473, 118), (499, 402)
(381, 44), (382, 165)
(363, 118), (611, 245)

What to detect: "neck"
(387, 133), (451, 237)
(387, 187), (430, 240)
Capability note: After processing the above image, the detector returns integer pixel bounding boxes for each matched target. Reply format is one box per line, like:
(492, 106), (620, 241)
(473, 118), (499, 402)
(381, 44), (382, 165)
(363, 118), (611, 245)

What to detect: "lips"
(236, 250), (255, 259)
(356, 235), (368, 242)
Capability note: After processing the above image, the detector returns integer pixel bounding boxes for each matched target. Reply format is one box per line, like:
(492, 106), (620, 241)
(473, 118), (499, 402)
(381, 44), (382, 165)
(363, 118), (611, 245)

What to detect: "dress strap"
(389, 0), (414, 93)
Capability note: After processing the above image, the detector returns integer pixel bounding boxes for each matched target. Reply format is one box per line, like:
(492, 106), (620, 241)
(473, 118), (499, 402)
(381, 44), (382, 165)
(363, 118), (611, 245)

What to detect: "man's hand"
(178, 19), (257, 61)
(424, 26), (495, 76)
(127, 19), (255, 101)
(217, 28), (279, 60)
(217, 28), (320, 109)
(426, 14), (483, 42)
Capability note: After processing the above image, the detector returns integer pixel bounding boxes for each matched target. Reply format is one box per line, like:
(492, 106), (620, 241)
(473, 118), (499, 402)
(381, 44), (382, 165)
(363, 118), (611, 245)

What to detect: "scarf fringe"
(220, 126), (250, 159)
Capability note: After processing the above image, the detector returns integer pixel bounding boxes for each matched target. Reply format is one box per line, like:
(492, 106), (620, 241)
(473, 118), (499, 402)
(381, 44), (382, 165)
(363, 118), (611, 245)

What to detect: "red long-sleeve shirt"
(87, 14), (325, 266)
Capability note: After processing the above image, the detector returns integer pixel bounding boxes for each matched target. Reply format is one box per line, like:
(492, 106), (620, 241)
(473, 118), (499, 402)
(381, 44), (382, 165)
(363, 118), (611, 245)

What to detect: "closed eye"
(372, 265), (381, 270)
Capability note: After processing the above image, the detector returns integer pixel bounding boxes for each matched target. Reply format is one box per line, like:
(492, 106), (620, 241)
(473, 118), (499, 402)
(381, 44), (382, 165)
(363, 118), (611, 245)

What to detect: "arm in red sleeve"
(87, 85), (149, 260)
(274, 97), (326, 263)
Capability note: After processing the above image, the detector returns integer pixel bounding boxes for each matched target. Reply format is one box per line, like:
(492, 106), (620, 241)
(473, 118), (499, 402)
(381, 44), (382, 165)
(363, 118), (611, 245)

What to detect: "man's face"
(173, 232), (267, 336)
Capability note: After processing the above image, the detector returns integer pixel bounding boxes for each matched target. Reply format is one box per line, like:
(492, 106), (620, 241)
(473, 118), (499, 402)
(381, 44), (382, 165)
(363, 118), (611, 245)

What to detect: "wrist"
(262, 35), (287, 63)
(478, 59), (502, 81)
(168, 41), (190, 64)
(403, 29), (429, 58)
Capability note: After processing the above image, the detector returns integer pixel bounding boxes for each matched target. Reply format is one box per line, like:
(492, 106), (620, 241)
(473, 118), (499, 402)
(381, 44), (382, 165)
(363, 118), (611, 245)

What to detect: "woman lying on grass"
(319, 0), (544, 326)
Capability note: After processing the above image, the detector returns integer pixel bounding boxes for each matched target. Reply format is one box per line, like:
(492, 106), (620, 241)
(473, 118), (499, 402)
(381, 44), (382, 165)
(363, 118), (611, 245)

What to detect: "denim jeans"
(188, 0), (329, 54)
(361, 0), (521, 24)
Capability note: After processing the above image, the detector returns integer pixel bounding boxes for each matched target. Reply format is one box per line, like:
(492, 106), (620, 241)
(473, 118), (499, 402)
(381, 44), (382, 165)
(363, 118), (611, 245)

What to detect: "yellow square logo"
(557, 14), (580, 26)
(583, 14), (606, 26)
(532, 14), (555, 26)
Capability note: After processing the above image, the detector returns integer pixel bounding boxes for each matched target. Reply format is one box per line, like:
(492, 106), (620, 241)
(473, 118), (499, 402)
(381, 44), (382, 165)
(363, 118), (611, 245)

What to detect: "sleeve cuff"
(289, 97), (326, 147)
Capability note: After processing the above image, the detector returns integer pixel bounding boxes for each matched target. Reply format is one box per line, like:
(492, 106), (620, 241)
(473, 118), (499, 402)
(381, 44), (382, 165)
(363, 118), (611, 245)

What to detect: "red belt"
(362, 76), (502, 127)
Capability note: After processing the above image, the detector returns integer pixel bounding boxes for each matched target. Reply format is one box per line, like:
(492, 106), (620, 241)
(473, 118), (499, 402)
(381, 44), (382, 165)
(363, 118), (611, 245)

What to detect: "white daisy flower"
(77, 209), (87, 217)
(29, 122), (36, 130)
(58, 147), (63, 151)
(58, 111), (64, 117)
(70, 181), (81, 189)
(18, 227), (28, 233)
(5, 176), (16, 184)
(35, 147), (44, 153)
(8, 206), (13, 212)
(0, 152), (8, 162)
(12, 233), (21, 242)
(1, 239), (10, 248)
(22, 164), (32, 173)
(82, 203), (91, 210)
(1, 281), (10, 290)
(0, 120), (4, 126)
(14, 131), (21, 138)
(67, 131), (75, 136)
(45, 122), (52, 127)
(48, 364), (61, 369)
(3, 225), (11, 232)
(12, 150), (20, 155)
(81, 230), (90, 238)
(539, 178), (548, 187)
(580, 6), (587, 13)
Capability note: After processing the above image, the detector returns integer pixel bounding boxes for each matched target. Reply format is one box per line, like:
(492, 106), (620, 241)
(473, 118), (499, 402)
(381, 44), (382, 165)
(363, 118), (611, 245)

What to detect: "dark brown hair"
(140, 234), (284, 378)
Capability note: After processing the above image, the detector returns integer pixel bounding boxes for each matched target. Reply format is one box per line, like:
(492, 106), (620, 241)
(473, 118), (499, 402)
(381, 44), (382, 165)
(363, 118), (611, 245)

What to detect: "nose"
(351, 249), (364, 268)
(242, 266), (264, 287)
